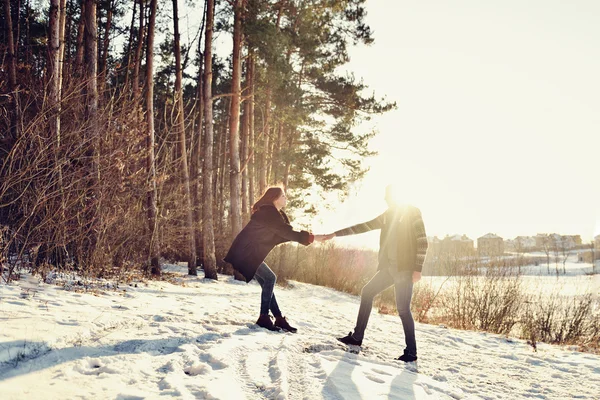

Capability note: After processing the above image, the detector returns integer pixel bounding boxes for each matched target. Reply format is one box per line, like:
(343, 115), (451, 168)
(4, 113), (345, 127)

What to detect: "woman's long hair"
(252, 187), (284, 213)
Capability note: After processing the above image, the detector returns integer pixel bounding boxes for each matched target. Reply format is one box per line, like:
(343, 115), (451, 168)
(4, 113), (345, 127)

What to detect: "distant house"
(427, 236), (443, 254)
(477, 233), (504, 257)
(550, 233), (562, 247)
(513, 236), (536, 251)
(536, 233), (561, 249)
(534, 233), (582, 251)
(570, 235), (583, 246)
(427, 234), (474, 256)
(561, 235), (581, 249)
(535, 233), (550, 249)
(446, 234), (475, 254)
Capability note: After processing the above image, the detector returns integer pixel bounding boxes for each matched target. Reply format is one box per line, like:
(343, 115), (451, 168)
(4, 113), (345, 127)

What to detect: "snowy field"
(424, 255), (600, 298)
(422, 261), (600, 298)
(1, 264), (599, 400)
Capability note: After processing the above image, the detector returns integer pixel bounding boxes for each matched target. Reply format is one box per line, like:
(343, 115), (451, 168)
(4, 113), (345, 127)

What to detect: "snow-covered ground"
(1, 265), (599, 400)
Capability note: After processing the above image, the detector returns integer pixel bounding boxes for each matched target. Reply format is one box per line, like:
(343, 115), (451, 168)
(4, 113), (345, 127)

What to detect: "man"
(330, 185), (428, 362)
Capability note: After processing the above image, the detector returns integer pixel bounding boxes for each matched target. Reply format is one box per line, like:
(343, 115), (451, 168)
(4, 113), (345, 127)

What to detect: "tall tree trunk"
(84, 0), (99, 268)
(229, 0), (243, 242)
(145, 0), (160, 275)
(273, 122), (283, 183)
(58, 0), (67, 89)
(4, 0), (19, 138)
(247, 50), (255, 208)
(213, 122), (222, 223)
(65, 0), (73, 64)
(241, 77), (249, 219)
(49, 2), (60, 100)
(192, 21), (205, 267)
(172, 0), (197, 275)
(265, 121), (273, 184)
(48, 0), (67, 111)
(283, 127), (297, 189)
(259, 88), (271, 195)
(75, 0), (85, 77)
(25, 0), (31, 67)
(266, 119), (277, 184)
(13, 0), (19, 59)
(48, 0), (67, 263)
(283, 63), (304, 189)
(58, 0), (67, 220)
(218, 122), (228, 233)
(258, 3), (283, 193)
(99, 0), (113, 95)
(202, 0), (218, 280)
(122, 0), (137, 90)
(48, 0), (59, 191)
(133, 0), (146, 101)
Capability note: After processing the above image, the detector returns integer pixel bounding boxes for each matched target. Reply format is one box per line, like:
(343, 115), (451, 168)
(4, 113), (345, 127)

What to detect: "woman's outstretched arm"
(260, 207), (313, 245)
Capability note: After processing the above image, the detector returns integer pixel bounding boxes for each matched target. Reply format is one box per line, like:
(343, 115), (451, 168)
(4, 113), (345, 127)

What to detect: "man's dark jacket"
(224, 204), (312, 282)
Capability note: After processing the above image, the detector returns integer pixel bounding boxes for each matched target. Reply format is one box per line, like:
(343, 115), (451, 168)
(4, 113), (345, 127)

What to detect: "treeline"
(0, 0), (394, 282)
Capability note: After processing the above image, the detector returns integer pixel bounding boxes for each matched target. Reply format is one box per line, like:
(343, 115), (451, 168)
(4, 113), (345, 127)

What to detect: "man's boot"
(396, 352), (417, 362)
(337, 332), (362, 346)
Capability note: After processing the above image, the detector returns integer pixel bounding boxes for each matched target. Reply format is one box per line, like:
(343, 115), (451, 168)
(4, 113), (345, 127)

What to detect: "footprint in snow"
(7, 301), (28, 306)
(196, 332), (222, 344)
(231, 325), (257, 336)
(303, 343), (339, 354)
(74, 358), (118, 375)
(199, 353), (228, 370)
(184, 363), (210, 376)
(56, 319), (79, 326)
(365, 373), (386, 384)
(371, 368), (392, 376)
(113, 339), (146, 352)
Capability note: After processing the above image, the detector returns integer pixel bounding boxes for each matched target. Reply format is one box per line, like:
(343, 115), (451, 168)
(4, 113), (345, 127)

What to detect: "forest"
(0, 0), (394, 281)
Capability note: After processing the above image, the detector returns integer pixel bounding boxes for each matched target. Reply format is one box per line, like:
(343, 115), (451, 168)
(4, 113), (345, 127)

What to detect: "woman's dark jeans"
(254, 262), (282, 317)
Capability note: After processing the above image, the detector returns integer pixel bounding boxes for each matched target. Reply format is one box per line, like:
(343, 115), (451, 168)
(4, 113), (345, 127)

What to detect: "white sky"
(312, 0), (600, 245)
(173, 0), (600, 246)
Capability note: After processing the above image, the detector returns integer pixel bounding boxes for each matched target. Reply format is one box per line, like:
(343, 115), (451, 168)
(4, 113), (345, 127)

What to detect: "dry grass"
(266, 243), (600, 352)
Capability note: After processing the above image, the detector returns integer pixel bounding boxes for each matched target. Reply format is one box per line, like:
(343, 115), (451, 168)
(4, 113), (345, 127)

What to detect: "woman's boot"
(256, 314), (281, 331)
(274, 316), (297, 333)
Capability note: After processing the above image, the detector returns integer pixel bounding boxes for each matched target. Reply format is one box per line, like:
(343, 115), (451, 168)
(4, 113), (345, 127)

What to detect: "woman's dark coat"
(224, 204), (312, 282)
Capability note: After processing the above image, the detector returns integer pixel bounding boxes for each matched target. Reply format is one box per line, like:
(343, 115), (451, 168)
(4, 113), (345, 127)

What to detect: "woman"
(224, 187), (327, 332)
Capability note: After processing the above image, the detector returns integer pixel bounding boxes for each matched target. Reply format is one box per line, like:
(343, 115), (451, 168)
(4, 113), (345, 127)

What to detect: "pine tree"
(3, 0), (19, 139)
(202, 0), (218, 280)
(145, 0), (160, 275)
(172, 0), (197, 275)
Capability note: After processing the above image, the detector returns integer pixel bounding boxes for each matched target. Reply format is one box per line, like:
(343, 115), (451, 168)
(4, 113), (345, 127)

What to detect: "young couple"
(224, 185), (428, 362)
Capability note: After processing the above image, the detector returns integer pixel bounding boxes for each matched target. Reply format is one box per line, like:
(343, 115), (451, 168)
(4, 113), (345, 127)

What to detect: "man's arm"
(413, 209), (428, 273)
(333, 214), (384, 237)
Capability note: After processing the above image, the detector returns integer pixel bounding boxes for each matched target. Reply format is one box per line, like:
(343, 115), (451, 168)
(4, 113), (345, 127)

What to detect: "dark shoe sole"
(256, 324), (281, 332)
(396, 356), (418, 362)
(277, 328), (297, 333)
(336, 338), (362, 346)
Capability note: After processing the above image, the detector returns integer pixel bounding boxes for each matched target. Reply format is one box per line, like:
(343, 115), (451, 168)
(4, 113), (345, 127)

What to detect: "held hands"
(313, 233), (336, 242)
